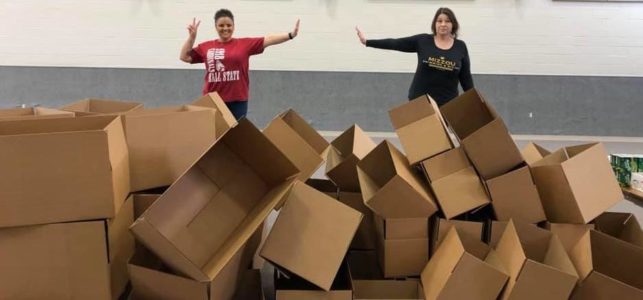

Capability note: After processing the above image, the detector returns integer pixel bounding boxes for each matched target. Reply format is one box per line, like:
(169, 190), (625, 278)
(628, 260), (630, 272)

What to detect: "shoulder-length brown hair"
(431, 7), (460, 38)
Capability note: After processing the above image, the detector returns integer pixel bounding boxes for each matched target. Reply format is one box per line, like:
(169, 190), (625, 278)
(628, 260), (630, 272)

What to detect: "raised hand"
(355, 26), (366, 45)
(291, 19), (300, 38)
(187, 18), (201, 40)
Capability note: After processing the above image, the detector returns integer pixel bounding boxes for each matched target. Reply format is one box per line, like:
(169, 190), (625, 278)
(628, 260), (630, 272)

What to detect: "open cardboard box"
(486, 165), (546, 223)
(431, 218), (484, 257)
(440, 89), (523, 180)
(264, 109), (330, 181)
(543, 222), (595, 254)
(530, 143), (623, 224)
(326, 124), (377, 192)
(0, 107), (74, 121)
(274, 262), (352, 300)
(521, 142), (551, 166)
(190, 92), (238, 138)
(130, 118), (299, 299)
(339, 191), (377, 250)
(61, 98), (143, 116)
(593, 212), (643, 248)
(0, 115), (129, 227)
(388, 94), (453, 165)
(374, 215), (430, 278)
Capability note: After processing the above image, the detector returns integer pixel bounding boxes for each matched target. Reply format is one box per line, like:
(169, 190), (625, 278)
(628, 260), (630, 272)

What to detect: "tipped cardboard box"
(123, 105), (220, 192)
(358, 141), (438, 218)
(485, 220), (578, 300)
(388, 95), (453, 165)
(531, 143), (623, 224)
(421, 227), (508, 300)
(569, 230), (643, 299)
(191, 92), (237, 138)
(440, 89), (523, 180)
(0, 195), (135, 300)
(421, 147), (490, 219)
(130, 119), (299, 299)
(264, 109), (330, 181)
(432, 218), (484, 257)
(593, 212), (643, 248)
(61, 98), (143, 116)
(521, 142), (551, 166)
(326, 124), (377, 192)
(260, 181), (362, 291)
(486, 165), (546, 223)
(0, 107), (74, 121)
(275, 262), (352, 300)
(0, 115), (130, 227)
(374, 215), (430, 278)
(339, 191), (377, 250)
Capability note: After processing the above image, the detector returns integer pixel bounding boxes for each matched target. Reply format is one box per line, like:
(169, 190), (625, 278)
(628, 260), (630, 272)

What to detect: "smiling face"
(431, 7), (459, 38)
(434, 14), (453, 37)
(215, 16), (234, 42)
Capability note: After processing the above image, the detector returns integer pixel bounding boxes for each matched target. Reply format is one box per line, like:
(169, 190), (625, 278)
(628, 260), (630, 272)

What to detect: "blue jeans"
(225, 100), (248, 121)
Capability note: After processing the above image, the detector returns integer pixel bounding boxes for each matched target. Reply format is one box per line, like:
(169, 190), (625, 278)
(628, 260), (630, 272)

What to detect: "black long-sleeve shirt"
(366, 34), (473, 106)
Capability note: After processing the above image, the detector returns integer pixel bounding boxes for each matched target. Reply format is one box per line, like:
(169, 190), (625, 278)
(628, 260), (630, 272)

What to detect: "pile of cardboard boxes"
(0, 89), (642, 300)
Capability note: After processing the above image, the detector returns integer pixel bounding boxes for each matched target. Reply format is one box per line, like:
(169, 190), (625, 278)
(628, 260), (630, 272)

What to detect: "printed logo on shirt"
(206, 48), (240, 83)
(423, 56), (459, 72)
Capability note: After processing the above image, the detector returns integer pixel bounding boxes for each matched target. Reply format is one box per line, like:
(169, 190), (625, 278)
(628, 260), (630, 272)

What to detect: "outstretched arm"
(264, 19), (300, 48)
(180, 18), (200, 63)
(356, 26), (419, 53)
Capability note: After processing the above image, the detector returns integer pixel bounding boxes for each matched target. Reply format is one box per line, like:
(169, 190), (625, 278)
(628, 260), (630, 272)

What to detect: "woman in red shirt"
(180, 9), (300, 120)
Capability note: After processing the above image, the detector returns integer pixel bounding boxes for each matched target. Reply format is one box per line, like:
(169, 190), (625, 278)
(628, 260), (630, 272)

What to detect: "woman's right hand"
(188, 18), (200, 40)
(355, 26), (366, 46)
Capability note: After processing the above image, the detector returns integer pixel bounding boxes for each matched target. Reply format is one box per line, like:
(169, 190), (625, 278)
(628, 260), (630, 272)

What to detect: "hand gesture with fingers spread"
(355, 26), (366, 46)
(187, 18), (200, 40)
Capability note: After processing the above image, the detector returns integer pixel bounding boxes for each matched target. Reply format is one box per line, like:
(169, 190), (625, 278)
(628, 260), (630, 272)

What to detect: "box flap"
(192, 93), (236, 125)
(62, 98), (143, 114)
(572, 271), (643, 299)
(422, 148), (470, 182)
(521, 142), (551, 165)
(353, 280), (422, 299)
(434, 219), (485, 257)
(386, 218), (429, 239)
(586, 230), (643, 291)
(281, 109), (329, 155)
(530, 160), (584, 223)
(431, 166), (490, 219)
(326, 125), (376, 192)
(389, 95), (436, 129)
(487, 166), (546, 223)
(421, 227), (466, 300)
(0, 107), (74, 121)
(545, 223), (594, 253)
(396, 117), (452, 165)
(594, 212), (643, 248)
(439, 89), (494, 140)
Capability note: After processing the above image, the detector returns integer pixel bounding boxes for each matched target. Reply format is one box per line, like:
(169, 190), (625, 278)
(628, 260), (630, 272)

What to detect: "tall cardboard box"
(191, 92), (238, 138)
(421, 147), (490, 219)
(0, 115), (130, 227)
(130, 119), (299, 300)
(421, 227), (508, 300)
(123, 105), (220, 192)
(0, 195), (135, 300)
(431, 218), (484, 257)
(440, 89), (523, 180)
(388, 95), (453, 165)
(0, 107), (74, 121)
(531, 143), (623, 223)
(261, 181), (362, 291)
(339, 191), (377, 250)
(593, 212), (643, 248)
(61, 98), (143, 116)
(521, 142), (550, 166)
(274, 263), (353, 300)
(485, 221), (578, 300)
(326, 124), (377, 192)
(374, 215), (430, 278)
(264, 109), (330, 181)
(358, 141), (438, 218)
(486, 165), (546, 223)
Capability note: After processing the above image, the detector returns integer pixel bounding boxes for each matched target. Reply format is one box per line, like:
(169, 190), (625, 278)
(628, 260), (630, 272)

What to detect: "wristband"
(288, 32), (293, 40)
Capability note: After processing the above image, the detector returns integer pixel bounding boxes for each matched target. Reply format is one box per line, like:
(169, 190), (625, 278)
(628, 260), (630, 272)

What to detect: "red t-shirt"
(190, 37), (264, 102)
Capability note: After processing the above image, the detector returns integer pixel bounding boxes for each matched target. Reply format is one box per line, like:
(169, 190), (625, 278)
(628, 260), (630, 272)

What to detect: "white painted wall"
(1, 0), (642, 76)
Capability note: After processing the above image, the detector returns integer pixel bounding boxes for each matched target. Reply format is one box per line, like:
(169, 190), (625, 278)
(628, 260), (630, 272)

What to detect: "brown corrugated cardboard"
(485, 220), (578, 300)
(0, 115), (130, 227)
(0, 107), (74, 121)
(191, 92), (237, 138)
(274, 262), (352, 300)
(0, 195), (134, 300)
(347, 250), (383, 280)
(486, 165), (546, 223)
(374, 216), (429, 278)
(531, 143), (623, 223)
(544, 223), (594, 254)
(431, 218), (484, 257)
(421, 227), (508, 300)
(339, 191), (377, 250)
(133, 194), (161, 219)
(61, 98), (143, 116)
(488, 221), (509, 248)
(388, 95), (453, 165)
(326, 124), (377, 192)
(521, 142), (551, 166)
(232, 269), (264, 300)
(261, 181), (362, 291)
(130, 118), (299, 299)
(358, 141), (438, 218)
(421, 147), (490, 219)
(123, 105), (219, 192)
(440, 89), (524, 180)
(264, 109), (330, 181)
(353, 280), (424, 300)
(569, 230), (643, 299)
(306, 178), (339, 198)
(594, 212), (643, 248)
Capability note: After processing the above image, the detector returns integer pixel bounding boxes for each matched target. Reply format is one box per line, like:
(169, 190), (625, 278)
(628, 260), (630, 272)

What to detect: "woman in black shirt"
(356, 7), (473, 106)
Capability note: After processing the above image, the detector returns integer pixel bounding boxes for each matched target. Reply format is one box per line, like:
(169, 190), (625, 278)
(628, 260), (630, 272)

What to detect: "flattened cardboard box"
(61, 98), (143, 116)
(421, 147), (490, 219)
(130, 118), (298, 300)
(593, 212), (643, 248)
(191, 92), (238, 138)
(374, 215), (429, 278)
(0, 115), (130, 227)
(0, 107), (74, 121)
(389, 94), (453, 165)
(261, 181), (362, 291)
(486, 165), (546, 223)
(123, 105), (219, 192)
(358, 141), (438, 218)
(521, 142), (550, 166)
(431, 218), (484, 257)
(326, 124), (377, 192)
(531, 143), (623, 223)
(421, 227), (508, 300)
(275, 262), (352, 300)
(440, 89), (523, 180)
(264, 109), (330, 181)
(0, 195), (135, 300)
(485, 221), (578, 300)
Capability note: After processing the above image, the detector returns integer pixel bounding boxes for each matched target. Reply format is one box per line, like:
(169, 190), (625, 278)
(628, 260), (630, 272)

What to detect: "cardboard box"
(421, 227), (508, 300)
(306, 178), (339, 198)
(191, 92), (238, 138)
(358, 141), (438, 218)
(0, 106), (74, 121)
(352, 280), (424, 300)
(485, 220), (578, 300)
(274, 262), (352, 300)
(431, 218), (484, 257)
(593, 212), (643, 248)
(486, 165), (546, 223)
(132, 194), (161, 219)
(326, 124), (377, 192)
(61, 98), (143, 116)
(544, 223), (594, 254)
(374, 216), (429, 278)
(0, 195), (135, 300)
(0, 115), (130, 227)
(421, 147), (490, 219)
(339, 191), (377, 250)
(440, 89), (524, 180)
(388, 94), (453, 165)
(488, 221), (508, 248)
(346, 250), (383, 280)
(123, 105), (220, 192)
(569, 230), (643, 299)
(264, 109), (330, 181)
(530, 143), (623, 223)
(260, 181), (362, 291)
(521, 142), (550, 166)
(130, 118), (299, 299)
